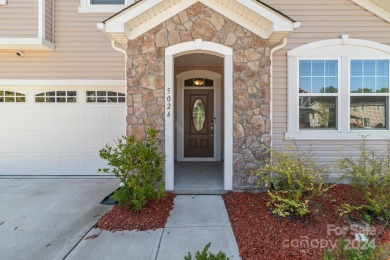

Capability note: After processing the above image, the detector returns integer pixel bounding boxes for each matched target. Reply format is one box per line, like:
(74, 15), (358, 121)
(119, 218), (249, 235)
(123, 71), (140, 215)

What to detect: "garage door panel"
(84, 134), (105, 150)
(0, 132), (32, 152)
(59, 157), (79, 171)
(59, 134), (80, 150)
(84, 156), (106, 171)
(0, 88), (126, 175)
(33, 134), (56, 150)
(7, 109), (34, 130)
(33, 156), (55, 171)
(84, 110), (106, 128)
(109, 110), (126, 127)
(6, 156), (29, 171)
(57, 110), (84, 129)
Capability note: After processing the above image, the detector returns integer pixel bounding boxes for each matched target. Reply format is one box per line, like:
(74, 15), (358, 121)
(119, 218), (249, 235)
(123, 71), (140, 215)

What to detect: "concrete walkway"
(66, 195), (241, 260)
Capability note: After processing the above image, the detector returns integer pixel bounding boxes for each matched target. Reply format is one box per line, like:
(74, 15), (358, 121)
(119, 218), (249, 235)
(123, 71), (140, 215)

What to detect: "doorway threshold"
(174, 161), (224, 195)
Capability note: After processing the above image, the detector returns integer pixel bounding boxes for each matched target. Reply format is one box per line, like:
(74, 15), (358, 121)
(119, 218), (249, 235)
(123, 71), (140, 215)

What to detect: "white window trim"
(78, 0), (134, 13)
(286, 35), (390, 140)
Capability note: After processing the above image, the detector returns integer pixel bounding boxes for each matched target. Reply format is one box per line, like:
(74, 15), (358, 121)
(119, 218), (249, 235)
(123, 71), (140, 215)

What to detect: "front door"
(184, 89), (214, 157)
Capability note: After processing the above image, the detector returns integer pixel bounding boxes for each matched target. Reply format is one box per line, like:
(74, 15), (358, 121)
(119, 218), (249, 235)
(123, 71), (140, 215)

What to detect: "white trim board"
(164, 40), (233, 191)
(0, 79), (126, 86)
(0, 38), (55, 51)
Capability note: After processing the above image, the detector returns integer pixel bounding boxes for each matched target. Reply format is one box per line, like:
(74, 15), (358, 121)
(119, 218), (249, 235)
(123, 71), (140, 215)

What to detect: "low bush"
(99, 128), (165, 211)
(252, 143), (329, 218)
(338, 137), (390, 219)
(184, 242), (229, 260)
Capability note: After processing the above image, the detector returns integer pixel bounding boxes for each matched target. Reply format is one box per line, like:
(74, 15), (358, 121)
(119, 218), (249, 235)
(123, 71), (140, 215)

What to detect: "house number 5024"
(166, 88), (171, 117)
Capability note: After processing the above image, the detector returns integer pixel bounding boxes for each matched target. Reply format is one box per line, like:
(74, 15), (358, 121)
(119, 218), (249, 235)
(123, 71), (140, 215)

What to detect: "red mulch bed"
(223, 184), (390, 260)
(96, 192), (176, 231)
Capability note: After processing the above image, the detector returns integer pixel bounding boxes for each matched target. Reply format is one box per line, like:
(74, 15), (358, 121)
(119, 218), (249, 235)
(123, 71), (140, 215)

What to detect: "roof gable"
(97, 0), (300, 49)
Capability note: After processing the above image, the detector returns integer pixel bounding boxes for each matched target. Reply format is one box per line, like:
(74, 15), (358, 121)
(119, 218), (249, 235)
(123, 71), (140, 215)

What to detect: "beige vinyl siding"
(0, 0), (38, 37)
(45, 0), (54, 42)
(262, 0), (390, 176)
(0, 0), (124, 80)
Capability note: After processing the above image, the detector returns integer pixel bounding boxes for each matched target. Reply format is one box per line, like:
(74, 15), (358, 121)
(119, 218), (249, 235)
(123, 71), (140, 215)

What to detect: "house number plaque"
(166, 87), (171, 117)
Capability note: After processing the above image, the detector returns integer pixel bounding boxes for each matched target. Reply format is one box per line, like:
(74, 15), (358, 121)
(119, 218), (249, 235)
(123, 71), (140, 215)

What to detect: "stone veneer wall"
(126, 3), (271, 189)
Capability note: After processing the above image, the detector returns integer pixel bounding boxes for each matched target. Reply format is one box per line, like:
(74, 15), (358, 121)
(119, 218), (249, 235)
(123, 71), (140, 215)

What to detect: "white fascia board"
(0, 79), (126, 86)
(236, 0), (295, 31)
(104, 0), (164, 32)
(351, 0), (390, 23)
(104, 0), (277, 39)
(0, 38), (55, 51)
(199, 0), (272, 39)
(126, 0), (197, 39)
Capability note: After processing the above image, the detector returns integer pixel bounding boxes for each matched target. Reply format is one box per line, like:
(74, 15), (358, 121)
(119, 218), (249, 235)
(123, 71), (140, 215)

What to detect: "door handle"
(210, 117), (215, 137)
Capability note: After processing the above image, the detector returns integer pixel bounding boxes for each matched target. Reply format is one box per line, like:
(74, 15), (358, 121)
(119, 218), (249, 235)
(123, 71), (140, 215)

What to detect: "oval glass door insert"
(192, 98), (206, 132)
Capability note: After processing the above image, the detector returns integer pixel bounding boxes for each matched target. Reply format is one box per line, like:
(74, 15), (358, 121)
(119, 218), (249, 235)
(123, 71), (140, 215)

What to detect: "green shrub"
(338, 137), (390, 219)
(252, 143), (329, 217)
(322, 238), (376, 260)
(99, 128), (165, 211)
(184, 243), (229, 260)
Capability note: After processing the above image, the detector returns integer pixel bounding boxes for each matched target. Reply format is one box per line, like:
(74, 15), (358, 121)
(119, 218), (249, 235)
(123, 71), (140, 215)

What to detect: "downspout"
(110, 40), (128, 164)
(269, 37), (288, 149)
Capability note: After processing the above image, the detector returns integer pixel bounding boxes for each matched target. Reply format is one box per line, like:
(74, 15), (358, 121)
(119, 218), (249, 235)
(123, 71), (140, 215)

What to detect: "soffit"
(175, 53), (224, 67)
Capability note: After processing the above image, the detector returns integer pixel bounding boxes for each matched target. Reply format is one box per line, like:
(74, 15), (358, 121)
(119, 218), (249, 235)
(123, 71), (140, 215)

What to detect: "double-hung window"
(298, 60), (338, 130)
(349, 60), (389, 129)
(287, 36), (390, 140)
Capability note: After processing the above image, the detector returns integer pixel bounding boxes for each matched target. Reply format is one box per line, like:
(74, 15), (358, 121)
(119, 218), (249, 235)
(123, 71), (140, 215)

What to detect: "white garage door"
(0, 87), (126, 176)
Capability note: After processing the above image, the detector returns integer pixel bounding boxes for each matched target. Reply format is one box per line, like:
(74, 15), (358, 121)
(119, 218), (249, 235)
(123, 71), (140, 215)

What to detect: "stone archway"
(125, 3), (272, 191)
(164, 40), (233, 191)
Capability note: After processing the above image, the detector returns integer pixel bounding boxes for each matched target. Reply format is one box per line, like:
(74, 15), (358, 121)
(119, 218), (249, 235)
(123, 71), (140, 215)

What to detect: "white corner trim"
(351, 0), (390, 23)
(288, 36), (390, 56)
(0, 0), (7, 6)
(0, 79), (126, 86)
(164, 40), (233, 191)
(38, 0), (45, 38)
